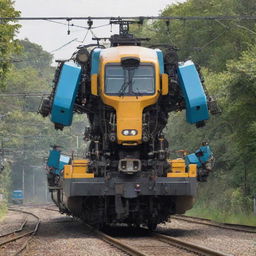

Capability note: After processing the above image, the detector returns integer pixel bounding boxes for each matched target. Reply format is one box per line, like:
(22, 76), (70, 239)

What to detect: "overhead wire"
(78, 29), (90, 44)
(0, 92), (50, 97)
(1, 15), (256, 21)
(89, 29), (97, 38)
(0, 16), (255, 62)
(178, 19), (231, 52)
(45, 19), (111, 30)
(233, 23), (256, 35)
(196, 30), (228, 51)
(50, 38), (78, 53)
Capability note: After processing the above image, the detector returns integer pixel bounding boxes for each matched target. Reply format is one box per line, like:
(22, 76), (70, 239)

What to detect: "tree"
(0, 38), (88, 202)
(134, 0), (256, 72)
(133, 0), (256, 219)
(0, 0), (20, 88)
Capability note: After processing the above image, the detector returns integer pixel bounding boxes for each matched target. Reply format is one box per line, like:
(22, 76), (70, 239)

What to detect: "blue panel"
(196, 145), (212, 163)
(12, 190), (24, 199)
(177, 61), (209, 124)
(47, 149), (60, 169)
(91, 48), (101, 75)
(51, 62), (82, 126)
(156, 49), (164, 74)
(185, 153), (201, 167)
(57, 155), (71, 175)
(185, 145), (213, 168)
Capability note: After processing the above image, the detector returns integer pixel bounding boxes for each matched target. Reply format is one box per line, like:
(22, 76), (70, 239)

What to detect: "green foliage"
(0, 38), (87, 202)
(134, 0), (256, 72)
(0, 162), (11, 198)
(0, 162), (11, 215)
(187, 176), (256, 225)
(14, 39), (53, 78)
(0, 203), (7, 220)
(0, 0), (21, 88)
(134, 0), (256, 222)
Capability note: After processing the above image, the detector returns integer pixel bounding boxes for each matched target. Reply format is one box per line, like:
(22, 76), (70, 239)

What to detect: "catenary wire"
(1, 15), (256, 21)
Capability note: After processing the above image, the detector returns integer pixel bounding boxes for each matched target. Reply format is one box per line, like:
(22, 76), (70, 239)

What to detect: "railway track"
(2, 205), (249, 255)
(39, 206), (242, 255)
(88, 225), (233, 256)
(152, 232), (233, 256)
(0, 208), (40, 256)
(172, 215), (256, 233)
(6, 205), (247, 255)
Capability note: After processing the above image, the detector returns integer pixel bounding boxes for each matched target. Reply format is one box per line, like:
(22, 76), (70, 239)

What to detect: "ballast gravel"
(21, 207), (126, 256)
(1, 205), (255, 256)
(158, 218), (256, 256)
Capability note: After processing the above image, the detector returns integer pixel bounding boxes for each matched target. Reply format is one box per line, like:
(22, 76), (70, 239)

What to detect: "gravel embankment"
(0, 210), (26, 236)
(2, 205), (254, 256)
(158, 218), (256, 256)
(20, 206), (125, 256)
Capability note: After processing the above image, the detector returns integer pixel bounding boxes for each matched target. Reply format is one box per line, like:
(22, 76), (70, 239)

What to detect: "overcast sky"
(14, 0), (185, 60)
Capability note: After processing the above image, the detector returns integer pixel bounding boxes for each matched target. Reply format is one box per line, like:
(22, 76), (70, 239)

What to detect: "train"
(11, 190), (24, 204)
(39, 19), (218, 229)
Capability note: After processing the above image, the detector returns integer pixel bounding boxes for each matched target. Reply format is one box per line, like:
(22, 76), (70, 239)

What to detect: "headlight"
(123, 130), (129, 136)
(122, 129), (138, 136)
(130, 130), (137, 136)
(76, 48), (89, 63)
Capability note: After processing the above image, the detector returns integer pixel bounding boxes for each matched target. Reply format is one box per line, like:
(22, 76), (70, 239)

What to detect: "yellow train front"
(40, 27), (216, 229)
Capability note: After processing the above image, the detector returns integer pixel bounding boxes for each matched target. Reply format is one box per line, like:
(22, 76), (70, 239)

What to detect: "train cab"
(91, 46), (167, 145)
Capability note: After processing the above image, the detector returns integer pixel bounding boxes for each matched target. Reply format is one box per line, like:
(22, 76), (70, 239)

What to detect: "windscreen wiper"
(118, 81), (130, 97)
(118, 68), (135, 97)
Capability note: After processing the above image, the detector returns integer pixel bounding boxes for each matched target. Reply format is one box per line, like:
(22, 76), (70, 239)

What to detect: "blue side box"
(177, 61), (209, 124)
(51, 62), (82, 126)
(155, 49), (164, 74)
(47, 149), (61, 169)
(57, 155), (71, 175)
(185, 145), (213, 167)
(91, 48), (101, 75)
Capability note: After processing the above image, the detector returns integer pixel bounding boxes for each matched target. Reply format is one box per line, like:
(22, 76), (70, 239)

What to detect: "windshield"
(105, 64), (155, 96)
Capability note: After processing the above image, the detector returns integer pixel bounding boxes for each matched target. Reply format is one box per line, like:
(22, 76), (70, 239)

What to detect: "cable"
(46, 19), (87, 29)
(234, 23), (256, 35)
(0, 92), (50, 97)
(89, 29), (97, 39)
(78, 29), (90, 44)
(0, 15), (256, 21)
(197, 30), (227, 51)
(214, 19), (230, 29)
(1, 15), (256, 21)
(45, 19), (70, 27)
(50, 38), (78, 53)
(45, 19), (111, 30)
(92, 23), (111, 29)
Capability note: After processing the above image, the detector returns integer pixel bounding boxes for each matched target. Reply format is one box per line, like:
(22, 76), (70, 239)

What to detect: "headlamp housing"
(76, 48), (90, 64)
(122, 129), (138, 136)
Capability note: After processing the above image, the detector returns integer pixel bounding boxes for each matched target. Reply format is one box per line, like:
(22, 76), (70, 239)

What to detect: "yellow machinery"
(41, 19), (216, 229)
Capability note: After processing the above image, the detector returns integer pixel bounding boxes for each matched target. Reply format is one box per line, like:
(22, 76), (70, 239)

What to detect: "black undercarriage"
(51, 174), (196, 229)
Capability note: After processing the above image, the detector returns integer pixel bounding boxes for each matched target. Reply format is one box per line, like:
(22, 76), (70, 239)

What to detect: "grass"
(0, 202), (8, 221)
(186, 206), (256, 226)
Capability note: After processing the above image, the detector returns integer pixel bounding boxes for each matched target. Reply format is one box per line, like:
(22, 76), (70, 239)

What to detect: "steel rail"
(0, 208), (40, 256)
(0, 217), (27, 238)
(172, 215), (256, 233)
(153, 232), (233, 256)
(85, 224), (147, 256)
(86, 223), (233, 256)
(0, 230), (35, 247)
